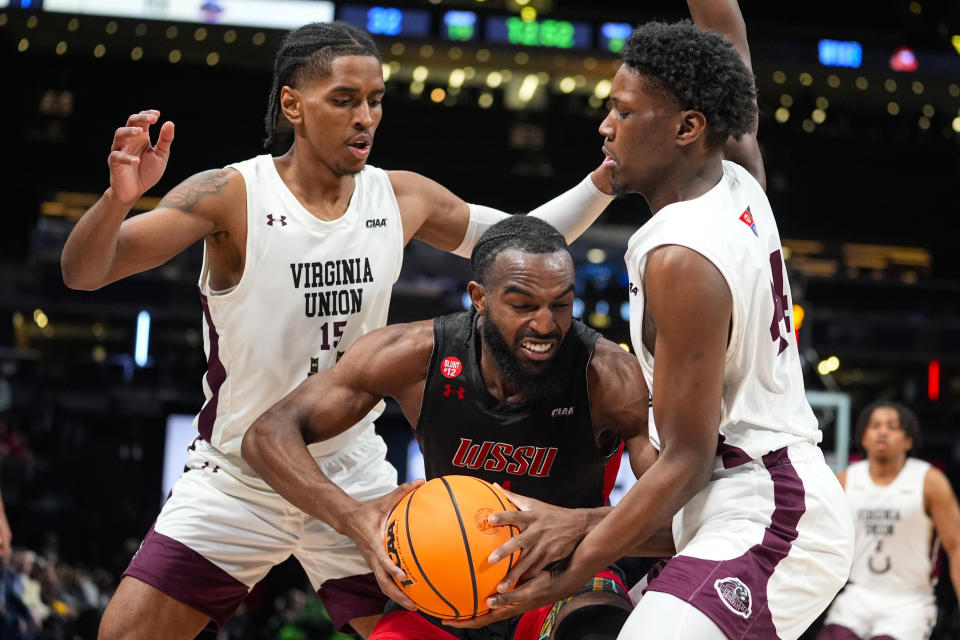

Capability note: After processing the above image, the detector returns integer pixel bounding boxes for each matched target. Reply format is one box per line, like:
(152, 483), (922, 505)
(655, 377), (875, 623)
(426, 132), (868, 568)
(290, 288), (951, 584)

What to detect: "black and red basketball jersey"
(416, 310), (620, 509)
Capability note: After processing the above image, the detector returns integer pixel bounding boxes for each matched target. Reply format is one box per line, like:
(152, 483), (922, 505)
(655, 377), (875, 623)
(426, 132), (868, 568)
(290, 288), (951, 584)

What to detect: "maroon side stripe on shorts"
(197, 289), (226, 442)
(645, 446), (805, 639)
(123, 524), (249, 631)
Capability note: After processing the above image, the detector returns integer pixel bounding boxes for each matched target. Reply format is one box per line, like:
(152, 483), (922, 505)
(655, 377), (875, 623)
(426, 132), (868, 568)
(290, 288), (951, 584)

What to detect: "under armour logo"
(443, 384), (465, 399)
(266, 214), (287, 226)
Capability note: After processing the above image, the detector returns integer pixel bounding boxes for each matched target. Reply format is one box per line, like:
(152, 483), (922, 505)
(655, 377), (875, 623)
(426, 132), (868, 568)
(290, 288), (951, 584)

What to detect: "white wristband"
(451, 204), (511, 258)
(451, 174), (613, 258)
(528, 174), (614, 244)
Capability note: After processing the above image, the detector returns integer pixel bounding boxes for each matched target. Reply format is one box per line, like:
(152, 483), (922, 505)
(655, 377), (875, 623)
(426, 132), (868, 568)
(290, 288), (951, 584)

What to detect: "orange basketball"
(384, 475), (521, 620)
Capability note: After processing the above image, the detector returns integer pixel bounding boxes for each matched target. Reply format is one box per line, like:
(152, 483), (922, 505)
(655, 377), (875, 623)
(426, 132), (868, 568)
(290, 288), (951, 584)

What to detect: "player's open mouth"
(601, 145), (617, 167)
(348, 140), (370, 158)
(520, 340), (554, 361)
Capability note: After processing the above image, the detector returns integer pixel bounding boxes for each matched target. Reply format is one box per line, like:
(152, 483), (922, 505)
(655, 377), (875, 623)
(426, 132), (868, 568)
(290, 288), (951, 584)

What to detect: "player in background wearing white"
(452, 3), (855, 639)
(60, 21), (617, 640)
(818, 401), (960, 640)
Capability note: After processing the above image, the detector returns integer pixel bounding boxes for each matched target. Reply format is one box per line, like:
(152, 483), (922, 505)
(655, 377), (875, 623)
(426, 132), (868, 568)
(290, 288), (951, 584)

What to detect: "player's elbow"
(659, 440), (715, 496)
(60, 253), (105, 291)
(241, 414), (271, 470)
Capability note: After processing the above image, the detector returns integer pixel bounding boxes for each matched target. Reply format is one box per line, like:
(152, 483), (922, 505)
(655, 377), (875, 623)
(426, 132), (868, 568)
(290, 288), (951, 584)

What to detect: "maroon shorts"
(124, 525), (386, 631)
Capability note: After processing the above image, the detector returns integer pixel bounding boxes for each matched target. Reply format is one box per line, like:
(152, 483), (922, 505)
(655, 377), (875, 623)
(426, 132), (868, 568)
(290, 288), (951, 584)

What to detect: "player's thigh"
(99, 576), (210, 640)
(123, 465), (303, 630)
(152, 462), (306, 585)
(817, 624), (861, 639)
(619, 591), (726, 640)
(869, 592), (937, 640)
(821, 587), (869, 639)
(299, 435), (400, 629)
(769, 450), (855, 639)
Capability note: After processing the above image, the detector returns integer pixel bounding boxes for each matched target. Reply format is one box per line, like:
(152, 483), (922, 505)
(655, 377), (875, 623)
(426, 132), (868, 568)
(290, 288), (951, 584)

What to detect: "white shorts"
(622, 441), (854, 640)
(822, 583), (936, 640)
(124, 427), (398, 630)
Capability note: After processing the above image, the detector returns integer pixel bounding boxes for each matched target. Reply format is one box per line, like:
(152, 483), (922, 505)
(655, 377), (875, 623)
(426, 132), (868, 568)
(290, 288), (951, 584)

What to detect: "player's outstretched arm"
(925, 466), (960, 609)
(387, 169), (613, 258)
(687, 0), (765, 187)
(242, 321), (434, 608)
(61, 110), (235, 290)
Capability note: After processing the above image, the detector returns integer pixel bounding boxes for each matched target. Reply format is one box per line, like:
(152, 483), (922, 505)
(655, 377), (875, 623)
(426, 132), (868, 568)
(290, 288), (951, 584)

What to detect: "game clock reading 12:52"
(486, 16), (592, 50)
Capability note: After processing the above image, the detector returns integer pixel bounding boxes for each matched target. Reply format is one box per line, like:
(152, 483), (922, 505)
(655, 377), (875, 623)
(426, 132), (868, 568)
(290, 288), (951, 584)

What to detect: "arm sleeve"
(451, 174), (614, 258)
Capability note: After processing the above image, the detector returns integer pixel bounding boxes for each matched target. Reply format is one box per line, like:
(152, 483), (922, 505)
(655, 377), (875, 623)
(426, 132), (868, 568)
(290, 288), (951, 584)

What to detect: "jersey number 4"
(768, 250), (791, 355)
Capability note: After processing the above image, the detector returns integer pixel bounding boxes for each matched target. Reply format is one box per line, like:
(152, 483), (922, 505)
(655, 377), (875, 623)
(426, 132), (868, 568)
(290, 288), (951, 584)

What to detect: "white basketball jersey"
(845, 458), (936, 593)
(192, 155), (404, 479)
(624, 161), (819, 461)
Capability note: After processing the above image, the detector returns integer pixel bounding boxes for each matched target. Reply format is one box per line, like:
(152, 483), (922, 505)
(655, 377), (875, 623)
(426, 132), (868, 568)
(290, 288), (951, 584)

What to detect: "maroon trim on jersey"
(644, 446), (806, 639)
(602, 440), (625, 502)
(122, 524), (249, 631)
(197, 290), (226, 442)
(318, 572), (389, 630)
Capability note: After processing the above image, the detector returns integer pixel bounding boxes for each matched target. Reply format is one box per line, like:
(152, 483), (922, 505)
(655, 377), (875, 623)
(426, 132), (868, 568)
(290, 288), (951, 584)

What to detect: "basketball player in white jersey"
(59, 22), (620, 640)
(819, 401), (960, 640)
(455, 3), (856, 639)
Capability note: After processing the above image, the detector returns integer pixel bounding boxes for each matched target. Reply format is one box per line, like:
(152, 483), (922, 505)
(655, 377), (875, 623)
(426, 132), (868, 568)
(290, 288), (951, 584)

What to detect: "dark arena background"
(1, 0), (960, 638)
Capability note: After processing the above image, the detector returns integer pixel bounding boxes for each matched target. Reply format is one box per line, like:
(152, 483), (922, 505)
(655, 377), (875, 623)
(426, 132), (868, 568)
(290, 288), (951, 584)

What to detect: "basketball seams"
(469, 476), (520, 575)
(403, 486), (461, 619)
(386, 475), (519, 621)
(440, 476), (481, 618)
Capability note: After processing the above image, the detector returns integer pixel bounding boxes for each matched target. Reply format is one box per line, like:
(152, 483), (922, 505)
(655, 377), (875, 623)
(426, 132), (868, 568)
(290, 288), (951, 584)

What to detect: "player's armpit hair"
(263, 21), (381, 149)
(621, 20), (757, 148)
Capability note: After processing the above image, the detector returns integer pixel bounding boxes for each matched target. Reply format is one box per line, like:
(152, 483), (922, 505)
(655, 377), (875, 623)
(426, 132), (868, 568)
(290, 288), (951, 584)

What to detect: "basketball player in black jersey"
(242, 216), (672, 640)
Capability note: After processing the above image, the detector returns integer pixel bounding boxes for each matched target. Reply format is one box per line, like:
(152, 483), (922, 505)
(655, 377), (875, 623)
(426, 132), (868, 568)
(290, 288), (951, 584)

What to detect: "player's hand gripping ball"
(384, 475), (521, 620)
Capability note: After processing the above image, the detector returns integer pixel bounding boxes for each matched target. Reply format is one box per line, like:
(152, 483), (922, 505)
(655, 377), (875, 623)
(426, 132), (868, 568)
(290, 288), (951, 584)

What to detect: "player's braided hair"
(263, 21), (381, 148)
(854, 400), (922, 455)
(621, 20), (757, 148)
(471, 216), (569, 285)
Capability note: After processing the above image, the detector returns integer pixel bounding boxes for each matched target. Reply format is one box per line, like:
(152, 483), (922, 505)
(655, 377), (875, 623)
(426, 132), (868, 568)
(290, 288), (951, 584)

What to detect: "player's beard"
(479, 312), (563, 402)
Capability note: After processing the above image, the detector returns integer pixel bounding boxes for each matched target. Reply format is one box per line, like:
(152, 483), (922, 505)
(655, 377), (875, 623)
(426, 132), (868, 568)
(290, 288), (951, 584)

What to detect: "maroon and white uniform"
(124, 155), (404, 630)
(620, 161), (855, 640)
(822, 458), (938, 640)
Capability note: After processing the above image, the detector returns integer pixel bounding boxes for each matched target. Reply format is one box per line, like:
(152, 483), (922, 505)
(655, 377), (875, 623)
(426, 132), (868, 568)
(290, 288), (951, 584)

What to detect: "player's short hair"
(471, 216), (569, 285)
(264, 21), (382, 148)
(854, 400), (922, 455)
(621, 20), (757, 148)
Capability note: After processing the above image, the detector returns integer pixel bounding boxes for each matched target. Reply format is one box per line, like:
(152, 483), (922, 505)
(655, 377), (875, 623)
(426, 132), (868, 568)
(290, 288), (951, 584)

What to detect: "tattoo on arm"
(159, 170), (230, 213)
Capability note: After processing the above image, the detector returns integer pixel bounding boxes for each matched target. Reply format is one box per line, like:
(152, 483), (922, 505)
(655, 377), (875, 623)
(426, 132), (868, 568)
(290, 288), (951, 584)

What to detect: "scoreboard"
(485, 15), (592, 50)
(18, 1), (642, 54)
(338, 4), (622, 51)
